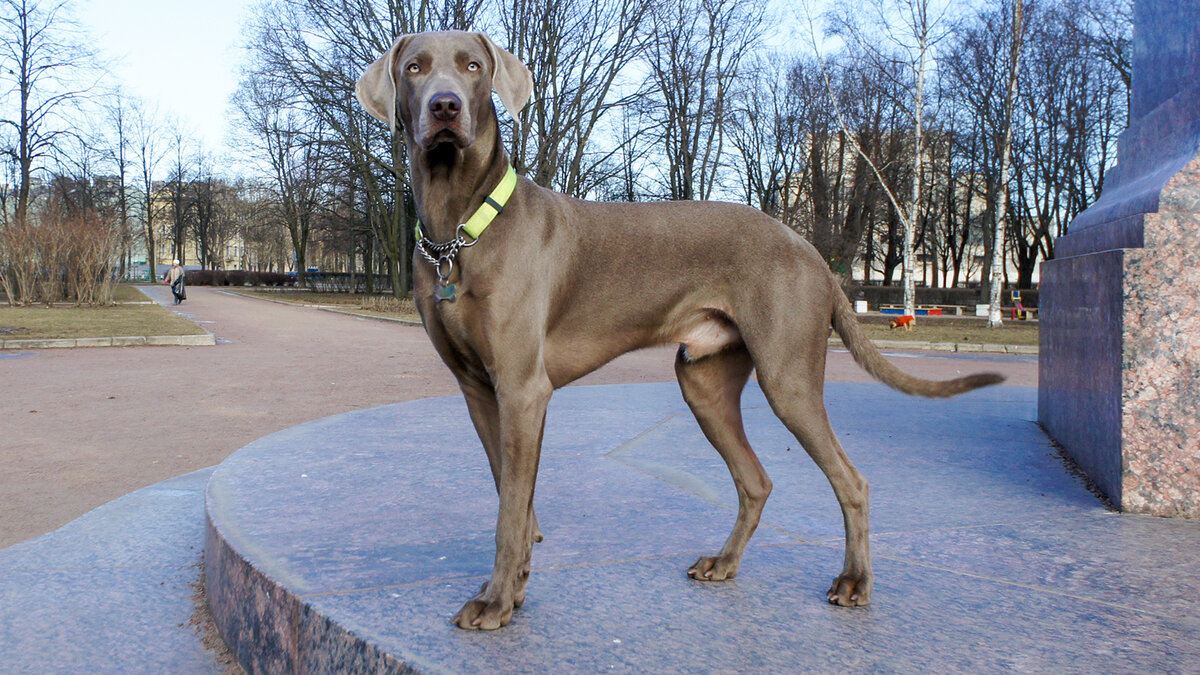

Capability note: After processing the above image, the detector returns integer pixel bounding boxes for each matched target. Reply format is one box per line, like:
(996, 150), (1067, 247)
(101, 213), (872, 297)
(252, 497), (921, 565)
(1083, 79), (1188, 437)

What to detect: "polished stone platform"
(205, 382), (1200, 673)
(0, 469), (225, 673)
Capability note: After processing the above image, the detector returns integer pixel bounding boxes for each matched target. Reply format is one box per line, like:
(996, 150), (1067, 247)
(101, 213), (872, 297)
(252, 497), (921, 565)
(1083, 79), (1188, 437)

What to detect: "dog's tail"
(829, 276), (1004, 398)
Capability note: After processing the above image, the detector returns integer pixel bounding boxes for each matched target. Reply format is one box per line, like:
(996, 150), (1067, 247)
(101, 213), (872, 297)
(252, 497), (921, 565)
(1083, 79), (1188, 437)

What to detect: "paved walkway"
(0, 469), (222, 673)
(0, 286), (1035, 549)
(6, 380), (1198, 672)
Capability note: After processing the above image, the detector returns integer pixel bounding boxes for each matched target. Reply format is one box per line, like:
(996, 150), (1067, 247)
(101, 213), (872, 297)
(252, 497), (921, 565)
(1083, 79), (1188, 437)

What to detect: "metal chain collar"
(416, 224), (478, 284)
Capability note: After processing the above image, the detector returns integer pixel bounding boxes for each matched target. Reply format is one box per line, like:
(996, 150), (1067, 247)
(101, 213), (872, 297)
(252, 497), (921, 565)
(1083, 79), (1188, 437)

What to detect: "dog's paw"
(687, 555), (739, 581)
(452, 587), (514, 630)
(827, 572), (872, 607)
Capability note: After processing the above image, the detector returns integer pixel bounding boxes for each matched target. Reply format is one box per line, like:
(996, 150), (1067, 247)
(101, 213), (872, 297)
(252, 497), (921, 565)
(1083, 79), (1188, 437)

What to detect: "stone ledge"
(0, 338), (77, 349)
(1, 333), (215, 350)
(826, 337), (1037, 354)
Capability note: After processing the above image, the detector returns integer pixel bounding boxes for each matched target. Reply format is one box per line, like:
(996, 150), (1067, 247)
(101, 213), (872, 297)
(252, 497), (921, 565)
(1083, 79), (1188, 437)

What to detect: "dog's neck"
(408, 114), (510, 242)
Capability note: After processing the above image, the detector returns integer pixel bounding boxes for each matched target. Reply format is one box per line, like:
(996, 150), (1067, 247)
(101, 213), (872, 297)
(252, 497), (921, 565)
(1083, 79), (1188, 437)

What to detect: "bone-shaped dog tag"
(435, 283), (456, 303)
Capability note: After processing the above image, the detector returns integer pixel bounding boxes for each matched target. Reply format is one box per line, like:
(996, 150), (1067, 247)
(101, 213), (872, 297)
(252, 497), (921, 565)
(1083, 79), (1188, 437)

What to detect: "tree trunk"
(903, 38), (925, 317)
(988, 0), (1024, 328)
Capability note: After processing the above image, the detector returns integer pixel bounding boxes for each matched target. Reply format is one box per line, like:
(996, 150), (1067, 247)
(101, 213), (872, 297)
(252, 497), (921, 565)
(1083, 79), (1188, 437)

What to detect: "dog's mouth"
(425, 140), (458, 167)
(420, 126), (471, 151)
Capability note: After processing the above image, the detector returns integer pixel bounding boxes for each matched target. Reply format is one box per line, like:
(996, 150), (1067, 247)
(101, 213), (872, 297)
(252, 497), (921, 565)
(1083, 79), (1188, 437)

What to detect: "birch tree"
(825, 0), (952, 316)
(985, 0), (1024, 327)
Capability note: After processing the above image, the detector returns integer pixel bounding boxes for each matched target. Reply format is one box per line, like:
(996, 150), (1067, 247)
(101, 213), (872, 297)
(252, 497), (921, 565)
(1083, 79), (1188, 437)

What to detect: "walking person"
(164, 260), (187, 305)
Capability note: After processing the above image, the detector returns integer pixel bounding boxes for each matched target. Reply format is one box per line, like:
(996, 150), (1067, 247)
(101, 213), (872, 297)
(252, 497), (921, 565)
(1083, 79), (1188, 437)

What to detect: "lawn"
(234, 289), (1037, 347)
(0, 299), (205, 340)
(112, 284), (154, 303)
(0, 283), (150, 305)
(232, 289), (421, 322)
(851, 314), (1039, 346)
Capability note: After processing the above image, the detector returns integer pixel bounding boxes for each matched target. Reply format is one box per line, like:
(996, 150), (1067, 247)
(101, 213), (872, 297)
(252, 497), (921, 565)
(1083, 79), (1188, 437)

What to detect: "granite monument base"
(1040, 170), (1200, 518)
(204, 382), (1200, 672)
(1038, 0), (1200, 517)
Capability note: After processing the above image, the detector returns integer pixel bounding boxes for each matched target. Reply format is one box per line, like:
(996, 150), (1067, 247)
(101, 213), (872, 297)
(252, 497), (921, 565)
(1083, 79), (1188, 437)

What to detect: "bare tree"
(131, 101), (167, 280)
(496, 0), (651, 196)
(826, 0), (953, 316)
(234, 56), (343, 286)
(190, 156), (241, 270)
(1008, 0), (1126, 281)
(643, 0), (766, 200)
(242, 0), (485, 296)
(979, 0), (1021, 325)
(162, 120), (198, 265)
(1065, 0), (1132, 102)
(231, 179), (289, 272)
(727, 54), (810, 228)
(0, 0), (96, 228)
(100, 89), (134, 277)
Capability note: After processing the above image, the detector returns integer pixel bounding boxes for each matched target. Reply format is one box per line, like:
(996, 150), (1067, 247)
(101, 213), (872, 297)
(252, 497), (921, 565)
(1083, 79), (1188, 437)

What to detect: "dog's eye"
(467, 61), (480, 72)
(406, 63), (421, 74)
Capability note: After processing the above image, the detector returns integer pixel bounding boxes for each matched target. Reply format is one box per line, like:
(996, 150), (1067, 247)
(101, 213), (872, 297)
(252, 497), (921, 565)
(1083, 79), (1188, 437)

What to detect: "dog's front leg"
(453, 376), (552, 630)
(459, 376), (544, 545)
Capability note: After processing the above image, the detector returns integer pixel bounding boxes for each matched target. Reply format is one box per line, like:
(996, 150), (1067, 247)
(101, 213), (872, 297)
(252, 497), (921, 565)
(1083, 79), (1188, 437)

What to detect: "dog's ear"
(356, 35), (412, 131)
(475, 32), (533, 118)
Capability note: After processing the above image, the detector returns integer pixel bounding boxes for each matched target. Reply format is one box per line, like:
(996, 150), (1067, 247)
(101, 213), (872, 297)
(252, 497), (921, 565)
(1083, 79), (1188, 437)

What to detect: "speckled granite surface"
(1039, 0), (1200, 516)
(205, 382), (1200, 673)
(0, 469), (224, 674)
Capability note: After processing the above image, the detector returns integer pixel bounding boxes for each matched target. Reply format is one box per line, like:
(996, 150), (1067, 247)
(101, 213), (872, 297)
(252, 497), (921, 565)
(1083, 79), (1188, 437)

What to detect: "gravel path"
(1, 285), (1036, 548)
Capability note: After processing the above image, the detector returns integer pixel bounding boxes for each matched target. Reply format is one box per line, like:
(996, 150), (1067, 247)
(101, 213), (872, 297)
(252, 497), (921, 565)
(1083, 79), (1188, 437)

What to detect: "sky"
(72, 0), (812, 162)
(77, 0), (255, 154)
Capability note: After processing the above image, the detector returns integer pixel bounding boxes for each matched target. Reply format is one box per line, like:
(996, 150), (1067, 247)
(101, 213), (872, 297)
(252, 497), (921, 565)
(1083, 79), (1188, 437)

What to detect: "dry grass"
(1, 283), (148, 305)
(112, 284), (152, 303)
(235, 291), (1038, 346)
(234, 290), (421, 322)
(851, 314), (1039, 346)
(0, 303), (206, 340)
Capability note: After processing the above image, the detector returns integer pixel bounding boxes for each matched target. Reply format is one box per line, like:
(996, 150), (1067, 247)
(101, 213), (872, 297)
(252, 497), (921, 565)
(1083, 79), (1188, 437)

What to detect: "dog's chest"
(428, 293), (488, 361)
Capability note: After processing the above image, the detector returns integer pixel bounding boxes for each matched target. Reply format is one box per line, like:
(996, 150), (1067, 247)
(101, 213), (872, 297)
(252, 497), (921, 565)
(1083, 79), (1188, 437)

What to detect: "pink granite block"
(1040, 0), (1200, 518)
(1120, 181), (1200, 516)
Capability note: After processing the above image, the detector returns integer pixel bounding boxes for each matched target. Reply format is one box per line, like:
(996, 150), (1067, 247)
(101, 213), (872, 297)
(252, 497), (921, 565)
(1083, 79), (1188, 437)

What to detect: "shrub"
(0, 206), (119, 305)
(185, 269), (215, 286)
(177, 269), (295, 287)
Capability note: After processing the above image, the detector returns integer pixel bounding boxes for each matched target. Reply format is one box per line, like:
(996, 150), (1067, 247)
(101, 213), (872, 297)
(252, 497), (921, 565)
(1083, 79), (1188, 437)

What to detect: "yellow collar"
(415, 165), (518, 242)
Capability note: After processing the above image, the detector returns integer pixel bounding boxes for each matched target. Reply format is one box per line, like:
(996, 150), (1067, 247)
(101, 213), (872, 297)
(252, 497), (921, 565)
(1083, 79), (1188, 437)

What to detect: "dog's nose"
(429, 92), (462, 122)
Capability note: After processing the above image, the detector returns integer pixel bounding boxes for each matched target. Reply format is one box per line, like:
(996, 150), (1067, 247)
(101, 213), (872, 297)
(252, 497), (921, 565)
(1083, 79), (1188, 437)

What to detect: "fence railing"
(301, 272), (395, 294)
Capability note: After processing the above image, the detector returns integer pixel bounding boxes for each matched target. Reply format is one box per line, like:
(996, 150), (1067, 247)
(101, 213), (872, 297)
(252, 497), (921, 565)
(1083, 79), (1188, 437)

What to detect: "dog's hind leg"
(755, 350), (872, 607)
(676, 345), (773, 581)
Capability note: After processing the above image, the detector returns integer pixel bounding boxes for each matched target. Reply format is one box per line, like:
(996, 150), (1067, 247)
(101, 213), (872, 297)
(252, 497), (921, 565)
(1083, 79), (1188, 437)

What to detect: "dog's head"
(356, 31), (532, 152)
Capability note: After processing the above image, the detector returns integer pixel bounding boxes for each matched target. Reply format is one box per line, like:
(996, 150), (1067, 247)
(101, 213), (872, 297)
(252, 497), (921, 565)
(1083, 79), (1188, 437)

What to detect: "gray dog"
(356, 31), (1003, 630)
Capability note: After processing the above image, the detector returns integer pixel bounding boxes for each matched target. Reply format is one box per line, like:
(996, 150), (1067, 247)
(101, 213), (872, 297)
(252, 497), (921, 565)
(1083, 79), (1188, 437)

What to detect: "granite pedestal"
(1039, 0), (1200, 516)
(204, 382), (1200, 673)
(0, 469), (225, 673)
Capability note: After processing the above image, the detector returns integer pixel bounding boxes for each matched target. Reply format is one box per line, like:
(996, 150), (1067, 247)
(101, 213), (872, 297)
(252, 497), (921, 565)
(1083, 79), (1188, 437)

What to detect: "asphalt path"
(0, 286), (1037, 547)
